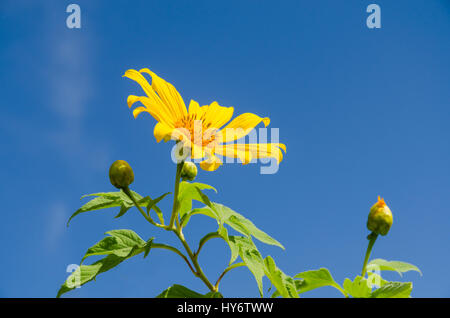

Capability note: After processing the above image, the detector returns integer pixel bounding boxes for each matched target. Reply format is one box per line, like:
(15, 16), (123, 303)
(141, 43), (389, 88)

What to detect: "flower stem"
(168, 161), (184, 229)
(164, 160), (216, 292)
(361, 232), (378, 277)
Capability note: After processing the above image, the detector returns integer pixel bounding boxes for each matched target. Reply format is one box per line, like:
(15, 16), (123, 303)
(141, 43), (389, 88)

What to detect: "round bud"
(367, 196), (393, 236)
(109, 160), (134, 189)
(181, 161), (198, 181)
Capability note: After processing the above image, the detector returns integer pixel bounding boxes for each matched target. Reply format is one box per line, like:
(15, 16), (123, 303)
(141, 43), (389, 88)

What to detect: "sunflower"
(123, 68), (286, 171)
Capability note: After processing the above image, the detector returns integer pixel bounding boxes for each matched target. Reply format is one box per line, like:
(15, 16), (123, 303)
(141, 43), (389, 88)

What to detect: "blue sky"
(1, 0), (449, 297)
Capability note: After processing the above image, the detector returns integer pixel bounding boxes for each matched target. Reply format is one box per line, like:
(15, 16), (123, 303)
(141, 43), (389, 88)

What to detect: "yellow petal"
(153, 122), (175, 143)
(188, 100), (201, 116)
(140, 68), (187, 121)
(213, 144), (253, 164)
(219, 143), (286, 164)
(219, 113), (270, 143)
(190, 143), (206, 159)
(199, 154), (222, 171)
(201, 101), (234, 130)
(123, 70), (177, 126)
(131, 106), (148, 119)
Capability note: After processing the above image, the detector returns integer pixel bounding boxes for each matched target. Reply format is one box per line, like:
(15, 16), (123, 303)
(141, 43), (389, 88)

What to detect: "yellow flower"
(123, 68), (286, 171)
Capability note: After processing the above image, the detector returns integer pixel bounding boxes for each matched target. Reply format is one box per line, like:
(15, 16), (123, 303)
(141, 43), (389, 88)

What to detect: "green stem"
(215, 262), (246, 289)
(151, 243), (196, 275)
(125, 160), (218, 293)
(195, 232), (222, 259)
(168, 161), (184, 229)
(361, 232), (378, 278)
(123, 187), (168, 229)
(174, 229), (217, 292)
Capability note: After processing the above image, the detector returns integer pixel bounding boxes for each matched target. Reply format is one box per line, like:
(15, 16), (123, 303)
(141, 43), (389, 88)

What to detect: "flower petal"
(154, 122), (175, 143)
(123, 70), (177, 126)
(201, 101), (234, 130)
(199, 154), (223, 171)
(218, 143), (286, 164)
(213, 144), (253, 164)
(219, 113), (270, 143)
(188, 100), (201, 116)
(140, 68), (187, 121)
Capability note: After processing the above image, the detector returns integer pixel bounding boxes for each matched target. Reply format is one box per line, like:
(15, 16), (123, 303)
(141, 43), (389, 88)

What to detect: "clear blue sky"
(1, 0), (449, 297)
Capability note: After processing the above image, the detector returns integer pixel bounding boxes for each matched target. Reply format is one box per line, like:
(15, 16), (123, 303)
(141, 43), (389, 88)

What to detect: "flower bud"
(109, 160), (134, 189)
(367, 196), (393, 236)
(181, 161), (197, 181)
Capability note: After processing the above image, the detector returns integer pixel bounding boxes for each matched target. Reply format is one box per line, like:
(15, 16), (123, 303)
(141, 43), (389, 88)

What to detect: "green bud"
(367, 196), (393, 236)
(181, 161), (197, 181)
(109, 160), (134, 189)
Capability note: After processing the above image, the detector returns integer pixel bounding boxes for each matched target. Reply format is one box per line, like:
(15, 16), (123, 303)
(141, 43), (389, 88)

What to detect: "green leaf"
(343, 276), (372, 298)
(143, 237), (155, 258)
(366, 259), (422, 277)
(180, 206), (217, 228)
(156, 284), (213, 298)
(371, 282), (412, 298)
(367, 272), (388, 288)
(114, 202), (133, 218)
(57, 229), (150, 297)
(227, 236), (265, 297)
(67, 190), (146, 226)
(217, 225), (239, 265)
(178, 182), (217, 219)
(81, 229), (147, 262)
(204, 291), (224, 298)
(264, 256), (298, 298)
(182, 202), (284, 250)
(294, 268), (346, 296)
(58, 252), (135, 298)
(146, 192), (170, 224)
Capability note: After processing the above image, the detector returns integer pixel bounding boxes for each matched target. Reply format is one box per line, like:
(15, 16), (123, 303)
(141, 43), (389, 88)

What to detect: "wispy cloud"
(44, 201), (69, 251)
(1, 2), (111, 170)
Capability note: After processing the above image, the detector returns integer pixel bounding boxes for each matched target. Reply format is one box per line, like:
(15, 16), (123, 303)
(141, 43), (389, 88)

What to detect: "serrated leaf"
(264, 256), (298, 298)
(177, 182), (217, 219)
(182, 202), (284, 250)
(156, 284), (212, 298)
(57, 229), (149, 297)
(58, 252), (137, 298)
(67, 190), (146, 226)
(366, 259), (422, 277)
(82, 229), (147, 262)
(371, 282), (412, 298)
(228, 236), (265, 297)
(294, 268), (346, 296)
(343, 276), (371, 298)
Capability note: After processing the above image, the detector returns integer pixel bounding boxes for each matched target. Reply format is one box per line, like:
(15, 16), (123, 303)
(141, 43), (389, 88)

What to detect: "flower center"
(175, 115), (217, 147)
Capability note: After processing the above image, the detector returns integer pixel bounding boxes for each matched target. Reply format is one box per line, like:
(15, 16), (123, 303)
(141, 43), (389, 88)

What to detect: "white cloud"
(44, 201), (69, 251)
